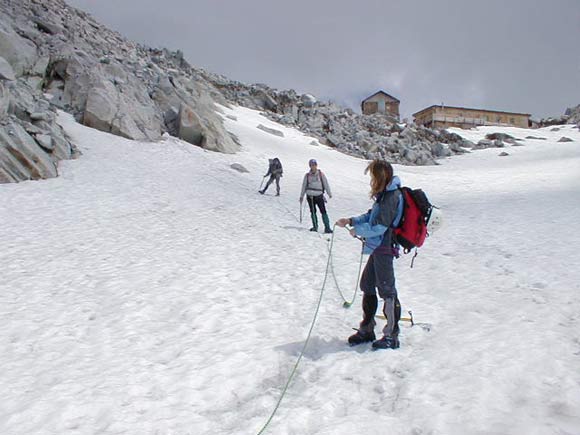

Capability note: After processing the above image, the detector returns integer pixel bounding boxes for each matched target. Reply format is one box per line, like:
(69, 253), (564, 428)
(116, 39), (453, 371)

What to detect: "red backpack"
(393, 187), (433, 254)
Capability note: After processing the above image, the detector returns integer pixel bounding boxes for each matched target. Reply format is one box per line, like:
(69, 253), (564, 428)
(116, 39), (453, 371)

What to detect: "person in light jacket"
(299, 159), (333, 234)
(336, 159), (404, 350)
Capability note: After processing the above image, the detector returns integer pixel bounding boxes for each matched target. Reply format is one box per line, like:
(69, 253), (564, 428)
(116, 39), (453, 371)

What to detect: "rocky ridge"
(0, 0), (239, 183)
(1, 0), (576, 184)
(202, 74), (475, 165)
(537, 105), (580, 128)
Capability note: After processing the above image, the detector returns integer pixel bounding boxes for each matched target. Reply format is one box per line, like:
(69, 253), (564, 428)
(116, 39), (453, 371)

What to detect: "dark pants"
(359, 253), (401, 338)
(307, 194), (329, 230)
(307, 194), (327, 215)
(263, 175), (280, 194)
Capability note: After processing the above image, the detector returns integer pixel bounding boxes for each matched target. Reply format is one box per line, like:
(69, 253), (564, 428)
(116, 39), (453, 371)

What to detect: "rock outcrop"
(200, 76), (474, 165)
(5, 0), (568, 184)
(0, 0), (238, 183)
(538, 105), (580, 128)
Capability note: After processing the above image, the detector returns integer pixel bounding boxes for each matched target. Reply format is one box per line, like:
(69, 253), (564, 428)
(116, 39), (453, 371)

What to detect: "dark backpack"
(272, 158), (283, 174)
(393, 187), (433, 253)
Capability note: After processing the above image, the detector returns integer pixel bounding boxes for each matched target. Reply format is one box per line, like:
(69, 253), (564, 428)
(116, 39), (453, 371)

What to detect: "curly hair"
(365, 159), (393, 198)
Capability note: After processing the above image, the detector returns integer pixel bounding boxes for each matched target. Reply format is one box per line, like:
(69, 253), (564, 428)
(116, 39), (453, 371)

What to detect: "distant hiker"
(259, 157), (283, 196)
(336, 159), (404, 350)
(299, 159), (333, 234)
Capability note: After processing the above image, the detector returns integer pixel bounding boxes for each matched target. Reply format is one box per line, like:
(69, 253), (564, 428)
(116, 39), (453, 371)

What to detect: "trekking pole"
(299, 199), (307, 223)
(259, 176), (266, 192)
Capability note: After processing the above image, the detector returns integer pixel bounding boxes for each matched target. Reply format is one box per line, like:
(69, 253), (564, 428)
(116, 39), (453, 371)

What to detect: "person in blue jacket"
(336, 159), (404, 350)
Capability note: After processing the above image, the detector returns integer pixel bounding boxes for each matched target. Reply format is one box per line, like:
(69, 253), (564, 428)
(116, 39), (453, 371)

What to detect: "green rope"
(328, 236), (364, 308)
(255, 224), (338, 435)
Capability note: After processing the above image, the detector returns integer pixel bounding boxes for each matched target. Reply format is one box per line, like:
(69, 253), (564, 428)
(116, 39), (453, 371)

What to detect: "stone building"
(413, 105), (531, 129)
(361, 91), (400, 119)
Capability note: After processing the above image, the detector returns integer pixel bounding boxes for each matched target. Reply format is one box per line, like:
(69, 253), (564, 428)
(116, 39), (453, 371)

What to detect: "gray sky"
(67, 0), (579, 119)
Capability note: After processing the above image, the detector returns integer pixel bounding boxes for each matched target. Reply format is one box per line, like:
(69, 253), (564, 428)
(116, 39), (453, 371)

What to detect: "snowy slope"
(1, 107), (579, 435)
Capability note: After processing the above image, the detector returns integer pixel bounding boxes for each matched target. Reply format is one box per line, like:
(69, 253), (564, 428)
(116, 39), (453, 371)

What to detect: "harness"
(306, 170), (325, 195)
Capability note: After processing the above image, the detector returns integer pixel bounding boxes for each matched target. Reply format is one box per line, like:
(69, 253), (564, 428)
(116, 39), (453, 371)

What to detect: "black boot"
(348, 294), (378, 346)
(372, 335), (400, 350)
(348, 328), (376, 345)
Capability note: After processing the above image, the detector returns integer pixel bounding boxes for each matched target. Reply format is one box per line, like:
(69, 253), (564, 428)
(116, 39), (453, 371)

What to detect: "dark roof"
(412, 104), (531, 117)
(362, 90), (400, 103)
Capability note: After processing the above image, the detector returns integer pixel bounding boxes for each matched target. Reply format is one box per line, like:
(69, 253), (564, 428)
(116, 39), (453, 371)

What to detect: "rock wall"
(0, 0), (239, 183)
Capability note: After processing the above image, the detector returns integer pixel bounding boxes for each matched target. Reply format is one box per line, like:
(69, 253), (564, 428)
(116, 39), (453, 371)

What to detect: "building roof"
(412, 104), (531, 118)
(362, 90), (400, 103)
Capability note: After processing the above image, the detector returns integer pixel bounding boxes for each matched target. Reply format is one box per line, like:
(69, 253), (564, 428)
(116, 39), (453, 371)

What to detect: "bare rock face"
(0, 56), (16, 81)
(0, 120), (58, 182)
(0, 0), (240, 183)
(0, 8), (76, 184)
(177, 104), (204, 146)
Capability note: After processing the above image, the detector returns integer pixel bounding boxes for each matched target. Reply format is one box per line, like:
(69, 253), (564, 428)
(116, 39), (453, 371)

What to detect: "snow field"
(0, 107), (579, 434)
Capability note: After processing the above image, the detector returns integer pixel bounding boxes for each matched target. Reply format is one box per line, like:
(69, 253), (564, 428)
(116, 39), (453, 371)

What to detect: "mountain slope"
(1, 109), (579, 434)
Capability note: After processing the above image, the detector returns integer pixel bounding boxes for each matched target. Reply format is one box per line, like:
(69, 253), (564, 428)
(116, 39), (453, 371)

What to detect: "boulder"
(0, 121), (57, 182)
(230, 163), (249, 173)
(0, 55), (15, 80)
(476, 139), (493, 149)
(301, 94), (317, 107)
(0, 81), (9, 117)
(485, 132), (514, 141)
(177, 103), (204, 146)
(175, 98), (238, 153)
(0, 23), (38, 77)
(33, 18), (64, 36)
(557, 136), (573, 142)
(83, 77), (160, 141)
(257, 124), (284, 137)
(34, 134), (54, 151)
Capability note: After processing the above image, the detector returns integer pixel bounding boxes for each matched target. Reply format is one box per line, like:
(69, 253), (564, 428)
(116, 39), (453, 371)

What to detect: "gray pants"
(360, 253), (400, 338)
(263, 174), (280, 194)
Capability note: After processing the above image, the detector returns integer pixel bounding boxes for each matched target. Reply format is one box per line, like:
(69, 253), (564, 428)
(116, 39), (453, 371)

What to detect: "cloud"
(67, 0), (580, 119)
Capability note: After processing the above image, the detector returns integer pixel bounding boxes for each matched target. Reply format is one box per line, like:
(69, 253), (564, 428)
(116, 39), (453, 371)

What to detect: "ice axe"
(376, 310), (414, 325)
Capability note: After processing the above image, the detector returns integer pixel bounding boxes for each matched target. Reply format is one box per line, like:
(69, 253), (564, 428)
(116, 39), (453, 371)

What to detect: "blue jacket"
(352, 176), (404, 255)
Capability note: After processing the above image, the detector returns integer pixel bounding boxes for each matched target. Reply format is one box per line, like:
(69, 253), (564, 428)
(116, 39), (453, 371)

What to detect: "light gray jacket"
(300, 170), (332, 199)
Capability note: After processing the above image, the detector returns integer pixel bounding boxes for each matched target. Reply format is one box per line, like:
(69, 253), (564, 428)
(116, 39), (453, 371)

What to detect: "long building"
(413, 105), (531, 129)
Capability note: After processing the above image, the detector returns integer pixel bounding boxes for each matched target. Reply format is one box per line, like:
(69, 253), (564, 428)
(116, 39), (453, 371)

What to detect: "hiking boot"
(348, 328), (376, 346)
(372, 335), (400, 350)
(275, 192), (280, 196)
(259, 190), (265, 195)
(309, 227), (318, 232)
(322, 214), (332, 234)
